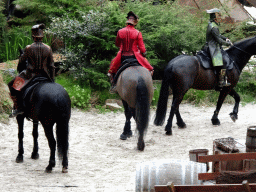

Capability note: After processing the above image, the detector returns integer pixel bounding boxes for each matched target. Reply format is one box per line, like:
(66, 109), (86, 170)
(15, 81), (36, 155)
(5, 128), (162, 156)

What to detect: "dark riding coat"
(108, 25), (153, 74)
(206, 21), (232, 67)
(12, 42), (55, 91)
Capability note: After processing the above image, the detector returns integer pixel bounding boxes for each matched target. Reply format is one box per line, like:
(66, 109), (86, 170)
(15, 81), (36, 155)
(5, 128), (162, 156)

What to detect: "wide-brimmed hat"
(206, 8), (220, 14)
(31, 24), (45, 38)
(126, 11), (139, 25)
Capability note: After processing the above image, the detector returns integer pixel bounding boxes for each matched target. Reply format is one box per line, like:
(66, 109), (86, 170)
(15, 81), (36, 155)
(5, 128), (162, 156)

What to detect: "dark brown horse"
(116, 66), (154, 151)
(154, 36), (256, 135)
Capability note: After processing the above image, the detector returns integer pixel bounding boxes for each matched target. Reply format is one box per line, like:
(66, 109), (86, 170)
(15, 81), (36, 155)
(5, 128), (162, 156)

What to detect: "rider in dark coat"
(206, 8), (233, 87)
(8, 24), (55, 117)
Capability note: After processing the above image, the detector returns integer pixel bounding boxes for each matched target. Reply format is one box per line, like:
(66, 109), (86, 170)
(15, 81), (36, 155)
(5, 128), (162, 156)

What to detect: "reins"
(232, 45), (252, 56)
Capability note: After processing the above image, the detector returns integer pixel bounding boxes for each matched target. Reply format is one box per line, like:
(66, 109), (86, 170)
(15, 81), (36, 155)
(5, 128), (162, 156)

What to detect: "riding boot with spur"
(109, 85), (117, 94)
(219, 69), (231, 87)
(9, 95), (24, 118)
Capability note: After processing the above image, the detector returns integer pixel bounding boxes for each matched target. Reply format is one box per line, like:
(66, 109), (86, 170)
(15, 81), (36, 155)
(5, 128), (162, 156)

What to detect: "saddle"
(21, 75), (51, 109)
(196, 47), (234, 72)
(113, 58), (141, 84)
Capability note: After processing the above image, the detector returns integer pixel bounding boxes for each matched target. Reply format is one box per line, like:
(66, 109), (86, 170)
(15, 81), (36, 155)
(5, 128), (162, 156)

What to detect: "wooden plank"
(155, 185), (170, 192)
(198, 172), (220, 180)
(198, 152), (256, 163)
(155, 184), (256, 192)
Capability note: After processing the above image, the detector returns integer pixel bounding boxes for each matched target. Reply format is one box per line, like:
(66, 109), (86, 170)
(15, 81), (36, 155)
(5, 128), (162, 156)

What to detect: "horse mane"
(233, 36), (256, 46)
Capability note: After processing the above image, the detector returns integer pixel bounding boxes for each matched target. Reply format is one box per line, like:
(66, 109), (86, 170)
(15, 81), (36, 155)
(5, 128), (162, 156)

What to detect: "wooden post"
(213, 151), (220, 173)
(242, 180), (252, 192)
(167, 182), (175, 192)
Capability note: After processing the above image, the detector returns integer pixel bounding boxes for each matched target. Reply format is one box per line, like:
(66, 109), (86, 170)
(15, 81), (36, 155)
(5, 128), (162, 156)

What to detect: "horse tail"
(154, 67), (172, 126)
(136, 77), (150, 138)
(55, 89), (71, 163)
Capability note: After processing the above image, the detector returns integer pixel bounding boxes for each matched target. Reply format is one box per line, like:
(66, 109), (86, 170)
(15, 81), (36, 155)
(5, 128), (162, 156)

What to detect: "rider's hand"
(150, 70), (154, 76)
(226, 38), (233, 46)
(107, 73), (113, 83)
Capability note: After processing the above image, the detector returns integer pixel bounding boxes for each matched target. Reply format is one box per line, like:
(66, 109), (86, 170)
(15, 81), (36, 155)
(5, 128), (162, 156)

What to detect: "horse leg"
(42, 122), (56, 173)
(120, 100), (133, 140)
(228, 89), (240, 122)
(211, 89), (229, 125)
(31, 120), (39, 159)
(16, 115), (25, 163)
(175, 107), (186, 128)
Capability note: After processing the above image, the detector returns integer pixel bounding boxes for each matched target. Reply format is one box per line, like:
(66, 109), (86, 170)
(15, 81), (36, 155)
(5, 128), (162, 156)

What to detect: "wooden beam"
(198, 172), (220, 180)
(155, 183), (256, 192)
(198, 152), (256, 163)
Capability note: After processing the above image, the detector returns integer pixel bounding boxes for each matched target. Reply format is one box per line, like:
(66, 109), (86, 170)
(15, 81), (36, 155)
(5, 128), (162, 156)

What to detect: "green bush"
(55, 74), (91, 109)
(0, 2), (7, 62)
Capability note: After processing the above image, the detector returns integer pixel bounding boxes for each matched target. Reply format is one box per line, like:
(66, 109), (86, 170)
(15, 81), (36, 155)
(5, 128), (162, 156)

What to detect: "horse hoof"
(45, 166), (52, 173)
(137, 142), (145, 151)
(166, 131), (172, 136)
(230, 113), (237, 122)
(31, 153), (39, 160)
(62, 167), (68, 173)
(16, 155), (23, 163)
(211, 118), (220, 126)
(120, 131), (132, 140)
(177, 122), (186, 129)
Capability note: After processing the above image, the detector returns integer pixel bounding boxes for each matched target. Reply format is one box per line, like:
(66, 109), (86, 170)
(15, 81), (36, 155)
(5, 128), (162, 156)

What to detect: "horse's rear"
(19, 82), (71, 172)
(116, 66), (153, 151)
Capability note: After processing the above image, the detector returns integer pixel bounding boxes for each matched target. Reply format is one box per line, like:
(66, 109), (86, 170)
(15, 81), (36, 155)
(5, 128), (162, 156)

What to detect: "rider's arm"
(137, 32), (146, 55)
(18, 46), (29, 72)
(211, 27), (232, 46)
(115, 31), (121, 48)
(48, 48), (55, 81)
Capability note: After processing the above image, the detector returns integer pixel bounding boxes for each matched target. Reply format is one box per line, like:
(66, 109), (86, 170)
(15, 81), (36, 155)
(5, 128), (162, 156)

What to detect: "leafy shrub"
(55, 74), (91, 109)
(0, 2), (7, 62)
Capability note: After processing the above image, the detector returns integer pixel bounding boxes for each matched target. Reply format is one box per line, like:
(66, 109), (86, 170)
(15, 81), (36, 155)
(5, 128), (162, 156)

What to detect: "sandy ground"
(1, 102), (256, 192)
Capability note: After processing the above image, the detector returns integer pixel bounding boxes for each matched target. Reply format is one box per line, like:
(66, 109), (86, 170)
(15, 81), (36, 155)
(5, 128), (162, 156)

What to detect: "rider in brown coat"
(8, 24), (55, 117)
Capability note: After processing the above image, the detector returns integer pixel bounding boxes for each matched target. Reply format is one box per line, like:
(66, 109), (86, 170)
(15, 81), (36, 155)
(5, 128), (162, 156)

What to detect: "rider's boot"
(109, 84), (117, 94)
(219, 69), (231, 87)
(9, 95), (24, 118)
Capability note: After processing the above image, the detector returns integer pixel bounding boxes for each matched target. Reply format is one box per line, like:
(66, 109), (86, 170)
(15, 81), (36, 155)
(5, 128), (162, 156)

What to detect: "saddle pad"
(113, 59), (140, 84)
(196, 48), (234, 71)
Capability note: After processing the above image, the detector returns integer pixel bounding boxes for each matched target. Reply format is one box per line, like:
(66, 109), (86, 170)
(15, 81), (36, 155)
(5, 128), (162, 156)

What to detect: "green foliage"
(2, 26), (53, 61)
(151, 83), (161, 106)
(0, 2), (7, 62)
(55, 74), (91, 109)
(13, 0), (99, 25)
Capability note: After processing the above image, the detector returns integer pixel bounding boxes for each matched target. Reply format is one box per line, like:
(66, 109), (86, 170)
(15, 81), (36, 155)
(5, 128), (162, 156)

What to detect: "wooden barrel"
(135, 159), (207, 192)
(246, 126), (256, 152)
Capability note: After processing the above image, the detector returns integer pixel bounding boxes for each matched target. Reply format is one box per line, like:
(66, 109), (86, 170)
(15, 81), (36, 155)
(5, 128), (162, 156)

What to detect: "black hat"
(126, 11), (139, 20)
(126, 11), (139, 25)
(31, 24), (45, 38)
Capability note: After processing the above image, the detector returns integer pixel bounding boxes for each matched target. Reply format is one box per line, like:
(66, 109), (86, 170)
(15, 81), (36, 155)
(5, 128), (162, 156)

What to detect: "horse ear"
(18, 47), (24, 55)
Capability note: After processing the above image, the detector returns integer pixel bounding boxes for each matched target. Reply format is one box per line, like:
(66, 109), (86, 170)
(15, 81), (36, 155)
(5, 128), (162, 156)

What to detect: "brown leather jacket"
(12, 41), (55, 91)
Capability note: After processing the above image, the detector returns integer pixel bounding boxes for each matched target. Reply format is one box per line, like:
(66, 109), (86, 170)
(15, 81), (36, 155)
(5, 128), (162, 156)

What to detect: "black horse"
(15, 50), (71, 173)
(154, 36), (256, 135)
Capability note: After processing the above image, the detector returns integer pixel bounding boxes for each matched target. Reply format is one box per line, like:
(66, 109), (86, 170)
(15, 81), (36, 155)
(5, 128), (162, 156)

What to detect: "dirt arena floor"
(1, 103), (256, 191)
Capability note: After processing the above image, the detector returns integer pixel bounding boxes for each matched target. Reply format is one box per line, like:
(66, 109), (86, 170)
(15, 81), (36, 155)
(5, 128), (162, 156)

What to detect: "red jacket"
(108, 25), (153, 74)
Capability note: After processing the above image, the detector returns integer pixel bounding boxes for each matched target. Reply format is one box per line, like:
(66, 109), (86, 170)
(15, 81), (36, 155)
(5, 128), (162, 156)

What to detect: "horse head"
(17, 48), (27, 73)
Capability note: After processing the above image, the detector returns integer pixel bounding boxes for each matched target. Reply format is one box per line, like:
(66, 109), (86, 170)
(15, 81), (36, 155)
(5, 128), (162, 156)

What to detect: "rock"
(105, 99), (123, 107)
(106, 103), (122, 110)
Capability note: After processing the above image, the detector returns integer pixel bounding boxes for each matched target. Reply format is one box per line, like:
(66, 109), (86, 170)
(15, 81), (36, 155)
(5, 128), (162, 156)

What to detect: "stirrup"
(9, 109), (24, 118)
(109, 86), (117, 94)
(219, 80), (231, 87)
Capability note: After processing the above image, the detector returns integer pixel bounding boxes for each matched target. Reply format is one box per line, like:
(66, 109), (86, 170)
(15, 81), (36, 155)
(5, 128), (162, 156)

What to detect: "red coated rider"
(108, 11), (154, 93)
